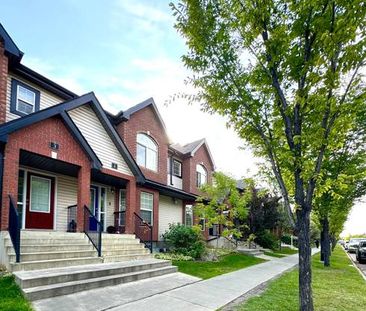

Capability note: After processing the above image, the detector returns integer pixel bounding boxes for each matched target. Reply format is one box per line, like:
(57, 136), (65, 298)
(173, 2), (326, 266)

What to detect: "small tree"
(195, 172), (250, 240)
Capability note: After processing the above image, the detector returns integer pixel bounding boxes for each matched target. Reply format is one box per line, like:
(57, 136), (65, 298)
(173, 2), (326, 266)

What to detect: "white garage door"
(158, 195), (183, 240)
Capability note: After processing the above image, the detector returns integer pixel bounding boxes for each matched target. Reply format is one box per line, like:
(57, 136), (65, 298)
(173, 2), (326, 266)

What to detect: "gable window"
(10, 79), (40, 116)
(173, 159), (182, 177)
(196, 164), (207, 187)
(140, 191), (153, 225)
(136, 133), (158, 171)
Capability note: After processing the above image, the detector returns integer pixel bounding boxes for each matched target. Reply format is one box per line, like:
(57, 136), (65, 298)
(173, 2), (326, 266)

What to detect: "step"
(102, 234), (137, 240)
(5, 238), (89, 247)
(102, 239), (141, 245)
(103, 253), (152, 263)
(15, 259), (171, 288)
(10, 257), (103, 272)
(9, 244), (95, 253)
(20, 231), (86, 238)
(101, 243), (145, 250)
(23, 265), (177, 301)
(9, 250), (97, 262)
(102, 248), (149, 256)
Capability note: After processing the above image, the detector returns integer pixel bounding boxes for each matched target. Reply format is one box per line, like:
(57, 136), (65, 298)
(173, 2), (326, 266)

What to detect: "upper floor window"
(196, 164), (207, 187)
(172, 159), (182, 177)
(10, 79), (40, 117)
(136, 133), (158, 171)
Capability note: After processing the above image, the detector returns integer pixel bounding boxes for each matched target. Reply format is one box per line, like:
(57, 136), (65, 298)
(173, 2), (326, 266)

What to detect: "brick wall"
(182, 144), (215, 196)
(0, 40), (8, 124)
(1, 116), (92, 230)
(116, 106), (168, 184)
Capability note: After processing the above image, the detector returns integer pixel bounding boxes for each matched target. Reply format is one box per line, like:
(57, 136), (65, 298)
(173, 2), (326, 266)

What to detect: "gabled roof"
(0, 23), (23, 62)
(110, 98), (169, 137)
(0, 92), (145, 182)
(170, 138), (215, 169)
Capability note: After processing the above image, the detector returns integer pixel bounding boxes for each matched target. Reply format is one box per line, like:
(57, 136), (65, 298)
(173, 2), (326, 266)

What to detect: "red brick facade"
(0, 40), (8, 124)
(182, 144), (215, 196)
(1, 116), (92, 230)
(116, 106), (169, 184)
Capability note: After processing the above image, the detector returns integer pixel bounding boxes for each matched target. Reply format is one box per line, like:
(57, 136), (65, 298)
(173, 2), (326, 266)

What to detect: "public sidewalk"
(34, 249), (319, 311)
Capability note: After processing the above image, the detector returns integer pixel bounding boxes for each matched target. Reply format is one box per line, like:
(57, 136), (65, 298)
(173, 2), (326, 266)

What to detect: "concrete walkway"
(33, 250), (319, 311)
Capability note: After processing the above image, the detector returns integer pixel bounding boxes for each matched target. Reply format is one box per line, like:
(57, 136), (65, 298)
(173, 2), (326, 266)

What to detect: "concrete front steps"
(237, 247), (264, 256)
(14, 259), (177, 301)
(5, 231), (102, 272)
(102, 233), (152, 263)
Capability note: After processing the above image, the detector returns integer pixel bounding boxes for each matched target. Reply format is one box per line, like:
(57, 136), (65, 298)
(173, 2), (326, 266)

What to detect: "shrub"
(154, 253), (193, 261)
(162, 224), (206, 259)
(255, 230), (279, 249)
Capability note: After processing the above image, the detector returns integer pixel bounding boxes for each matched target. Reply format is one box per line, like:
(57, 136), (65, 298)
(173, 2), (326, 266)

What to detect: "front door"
(25, 173), (55, 229)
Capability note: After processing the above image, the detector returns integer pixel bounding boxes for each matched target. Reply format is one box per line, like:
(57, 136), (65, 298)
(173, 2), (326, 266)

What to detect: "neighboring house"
(0, 23), (215, 253)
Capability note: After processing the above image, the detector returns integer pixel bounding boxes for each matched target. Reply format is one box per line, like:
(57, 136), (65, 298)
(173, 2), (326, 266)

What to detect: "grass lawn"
(264, 247), (298, 258)
(263, 251), (285, 258)
(0, 274), (33, 311)
(173, 253), (265, 279)
(238, 246), (366, 311)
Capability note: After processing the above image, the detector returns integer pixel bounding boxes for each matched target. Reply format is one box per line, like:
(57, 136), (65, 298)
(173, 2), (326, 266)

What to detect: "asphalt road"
(348, 252), (366, 278)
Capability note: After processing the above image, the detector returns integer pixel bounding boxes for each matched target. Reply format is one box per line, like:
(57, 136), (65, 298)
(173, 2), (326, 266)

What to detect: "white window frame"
(196, 164), (207, 187)
(119, 189), (126, 226)
(173, 159), (182, 177)
(136, 133), (158, 172)
(29, 176), (51, 213)
(16, 85), (36, 114)
(140, 191), (154, 225)
(185, 204), (193, 227)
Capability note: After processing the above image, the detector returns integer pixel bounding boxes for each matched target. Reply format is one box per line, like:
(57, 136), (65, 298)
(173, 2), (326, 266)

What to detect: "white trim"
(140, 191), (154, 225)
(16, 84), (36, 114)
(29, 175), (52, 213)
(21, 170), (27, 230)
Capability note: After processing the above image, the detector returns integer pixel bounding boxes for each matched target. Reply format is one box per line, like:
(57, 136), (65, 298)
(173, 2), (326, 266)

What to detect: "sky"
(0, 0), (364, 235)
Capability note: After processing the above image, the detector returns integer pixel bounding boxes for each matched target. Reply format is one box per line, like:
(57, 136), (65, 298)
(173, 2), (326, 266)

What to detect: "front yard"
(173, 252), (265, 279)
(238, 246), (366, 311)
(0, 274), (32, 311)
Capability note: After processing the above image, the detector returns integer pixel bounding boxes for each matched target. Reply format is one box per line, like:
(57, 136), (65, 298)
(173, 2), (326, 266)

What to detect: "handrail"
(67, 204), (77, 232)
(8, 195), (20, 262)
(83, 205), (102, 257)
(133, 212), (153, 253)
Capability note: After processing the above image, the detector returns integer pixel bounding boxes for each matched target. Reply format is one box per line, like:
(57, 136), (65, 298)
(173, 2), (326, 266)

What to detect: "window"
(173, 159), (182, 177)
(199, 218), (205, 231)
(185, 205), (193, 227)
(10, 79), (40, 116)
(119, 190), (126, 226)
(140, 191), (153, 224)
(136, 133), (158, 171)
(30, 176), (51, 213)
(196, 164), (207, 187)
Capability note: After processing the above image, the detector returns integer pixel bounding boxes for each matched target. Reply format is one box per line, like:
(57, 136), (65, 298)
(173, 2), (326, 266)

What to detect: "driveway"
(348, 252), (366, 279)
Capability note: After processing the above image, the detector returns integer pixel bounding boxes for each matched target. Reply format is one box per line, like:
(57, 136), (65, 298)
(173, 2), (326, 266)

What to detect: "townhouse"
(0, 22), (215, 273)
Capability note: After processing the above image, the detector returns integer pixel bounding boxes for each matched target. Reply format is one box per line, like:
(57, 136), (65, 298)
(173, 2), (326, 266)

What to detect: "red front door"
(25, 173), (55, 229)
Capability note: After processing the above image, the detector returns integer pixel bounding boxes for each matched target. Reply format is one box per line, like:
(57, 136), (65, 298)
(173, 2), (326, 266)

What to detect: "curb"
(345, 250), (366, 281)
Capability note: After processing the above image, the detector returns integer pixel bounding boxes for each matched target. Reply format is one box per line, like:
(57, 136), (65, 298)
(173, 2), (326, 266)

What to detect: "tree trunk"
(322, 218), (330, 267)
(297, 207), (314, 311)
(331, 235), (337, 251)
(320, 229), (325, 262)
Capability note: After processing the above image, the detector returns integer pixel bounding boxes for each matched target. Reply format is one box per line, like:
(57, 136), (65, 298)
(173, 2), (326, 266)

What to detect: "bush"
(154, 253), (193, 261)
(162, 224), (206, 259)
(255, 230), (279, 249)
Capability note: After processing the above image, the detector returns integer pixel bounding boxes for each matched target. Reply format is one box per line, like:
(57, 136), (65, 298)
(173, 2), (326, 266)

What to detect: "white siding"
(68, 105), (132, 176)
(158, 195), (183, 240)
(6, 74), (63, 122)
(167, 174), (183, 190)
(56, 175), (78, 231)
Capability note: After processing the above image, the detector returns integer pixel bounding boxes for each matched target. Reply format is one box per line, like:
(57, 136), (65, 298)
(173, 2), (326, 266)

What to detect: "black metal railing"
(83, 205), (102, 257)
(133, 212), (152, 253)
(8, 195), (20, 263)
(67, 204), (77, 232)
(114, 211), (126, 233)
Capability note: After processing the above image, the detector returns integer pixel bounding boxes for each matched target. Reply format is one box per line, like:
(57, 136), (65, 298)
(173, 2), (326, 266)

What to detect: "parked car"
(344, 240), (350, 250)
(348, 238), (366, 253)
(356, 241), (366, 264)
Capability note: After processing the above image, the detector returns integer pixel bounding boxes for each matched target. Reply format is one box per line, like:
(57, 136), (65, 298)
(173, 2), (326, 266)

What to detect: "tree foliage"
(171, 1), (366, 310)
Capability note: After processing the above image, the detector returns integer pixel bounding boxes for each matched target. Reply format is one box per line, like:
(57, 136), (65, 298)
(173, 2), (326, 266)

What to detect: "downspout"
(0, 143), (5, 228)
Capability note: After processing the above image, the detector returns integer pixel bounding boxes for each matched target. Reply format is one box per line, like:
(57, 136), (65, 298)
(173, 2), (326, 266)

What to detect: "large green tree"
(171, 1), (366, 310)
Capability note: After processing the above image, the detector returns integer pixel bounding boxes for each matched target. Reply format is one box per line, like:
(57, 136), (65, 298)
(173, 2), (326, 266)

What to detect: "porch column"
(77, 166), (90, 232)
(124, 180), (136, 234)
(1, 145), (19, 230)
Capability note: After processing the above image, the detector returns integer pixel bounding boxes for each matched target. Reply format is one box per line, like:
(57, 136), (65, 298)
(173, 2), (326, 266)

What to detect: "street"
(348, 252), (366, 278)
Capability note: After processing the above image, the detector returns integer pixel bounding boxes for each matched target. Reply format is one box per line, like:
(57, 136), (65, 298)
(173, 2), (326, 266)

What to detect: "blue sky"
(0, 1), (364, 235)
